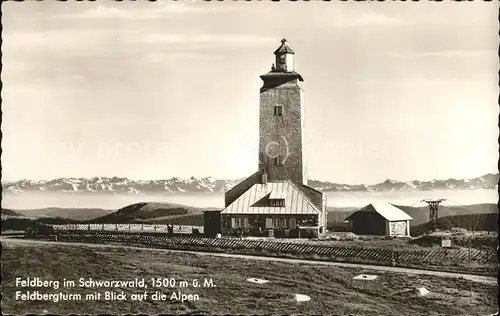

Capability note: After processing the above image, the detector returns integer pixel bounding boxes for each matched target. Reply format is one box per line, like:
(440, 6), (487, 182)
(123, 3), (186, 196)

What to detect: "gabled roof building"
(345, 203), (413, 237)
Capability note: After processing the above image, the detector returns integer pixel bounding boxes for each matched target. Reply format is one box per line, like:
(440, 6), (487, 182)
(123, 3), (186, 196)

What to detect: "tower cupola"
(273, 38), (295, 72)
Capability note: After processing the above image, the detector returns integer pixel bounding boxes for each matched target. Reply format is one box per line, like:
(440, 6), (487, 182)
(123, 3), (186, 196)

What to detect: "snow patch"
(406, 181), (417, 189)
(128, 188), (140, 194)
(353, 274), (378, 280)
(294, 294), (311, 302)
(416, 287), (429, 296)
(389, 286), (431, 297)
(246, 278), (269, 284)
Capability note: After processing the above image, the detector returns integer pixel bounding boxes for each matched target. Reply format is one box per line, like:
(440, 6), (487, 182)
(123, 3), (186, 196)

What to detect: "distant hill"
(1, 202), (212, 230)
(1, 216), (80, 231)
(1, 209), (25, 217)
(410, 213), (499, 237)
(8, 207), (114, 221)
(89, 202), (216, 225)
(396, 203), (498, 226)
(2, 173), (497, 194)
(326, 207), (358, 223)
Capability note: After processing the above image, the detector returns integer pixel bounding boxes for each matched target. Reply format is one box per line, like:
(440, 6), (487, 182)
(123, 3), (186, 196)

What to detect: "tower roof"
(346, 203), (414, 222)
(273, 38), (295, 55)
(260, 71), (303, 82)
(221, 180), (321, 215)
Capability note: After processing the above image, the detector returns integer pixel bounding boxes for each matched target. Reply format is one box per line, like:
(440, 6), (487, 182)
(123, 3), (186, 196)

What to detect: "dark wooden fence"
(51, 230), (498, 276)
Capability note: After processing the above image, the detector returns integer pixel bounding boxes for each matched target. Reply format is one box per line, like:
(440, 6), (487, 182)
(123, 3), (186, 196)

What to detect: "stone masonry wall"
(259, 79), (305, 184)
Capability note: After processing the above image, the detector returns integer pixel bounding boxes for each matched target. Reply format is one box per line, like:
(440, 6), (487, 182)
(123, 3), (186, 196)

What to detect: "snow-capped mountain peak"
(1, 174), (497, 195)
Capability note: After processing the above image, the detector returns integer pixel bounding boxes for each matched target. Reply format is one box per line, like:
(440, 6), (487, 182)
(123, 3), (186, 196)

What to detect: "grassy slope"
(411, 213), (499, 237)
(1, 209), (25, 217)
(396, 203), (498, 226)
(9, 207), (114, 221)
(89, 202), (202, 223)
(89, 202), (212, 225)
(2, 241), (497, 315)
(1, 203), (210, 230)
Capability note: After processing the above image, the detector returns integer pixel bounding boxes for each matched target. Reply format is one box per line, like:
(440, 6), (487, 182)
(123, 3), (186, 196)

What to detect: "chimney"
(261, 172), (268, 184)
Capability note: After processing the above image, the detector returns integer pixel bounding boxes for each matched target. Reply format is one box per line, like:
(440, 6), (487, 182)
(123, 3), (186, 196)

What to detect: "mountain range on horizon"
(2, 173), (498, 195)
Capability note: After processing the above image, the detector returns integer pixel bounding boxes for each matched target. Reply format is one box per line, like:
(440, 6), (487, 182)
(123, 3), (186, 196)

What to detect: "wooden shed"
(345, 203), (413, 237)
(203, 210), (222, 237)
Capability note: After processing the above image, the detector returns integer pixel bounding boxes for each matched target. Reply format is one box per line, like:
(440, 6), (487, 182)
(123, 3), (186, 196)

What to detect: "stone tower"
(258, 39), (307, 185)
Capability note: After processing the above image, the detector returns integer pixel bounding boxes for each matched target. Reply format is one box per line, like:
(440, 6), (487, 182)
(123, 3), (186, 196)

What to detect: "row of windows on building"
(270, 198), (285, 207)
(232, 217), (296, 229)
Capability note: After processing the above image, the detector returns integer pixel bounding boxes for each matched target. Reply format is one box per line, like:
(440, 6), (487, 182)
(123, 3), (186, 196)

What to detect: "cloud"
(2, 30), (108, 52)
(1, 60), (29, 72)
(352, 78), (492, 87)
(134, 33), (276, 46)
(58, 3), (224, 20)
(63, 5), (135, 19)
(353, 12), (403, 25)
(385, 50), (496, 59)
(155, 2), (212, 14)
(142, 52), (224, 64)
(330, 12), (405, 27)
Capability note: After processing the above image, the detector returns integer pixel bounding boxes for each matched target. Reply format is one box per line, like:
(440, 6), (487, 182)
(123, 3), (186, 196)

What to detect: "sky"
(1, 1), (499, 184)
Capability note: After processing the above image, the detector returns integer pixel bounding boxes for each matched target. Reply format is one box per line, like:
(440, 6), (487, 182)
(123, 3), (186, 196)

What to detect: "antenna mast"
(421, 199), (446, 224)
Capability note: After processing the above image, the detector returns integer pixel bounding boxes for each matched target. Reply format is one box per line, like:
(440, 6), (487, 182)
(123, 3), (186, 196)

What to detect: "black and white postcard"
(1, 1), (498, 315)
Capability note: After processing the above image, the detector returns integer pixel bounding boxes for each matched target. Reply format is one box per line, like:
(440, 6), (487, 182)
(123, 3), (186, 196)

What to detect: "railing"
(51, 224), (204, 233)
(51, 231), (497, 270)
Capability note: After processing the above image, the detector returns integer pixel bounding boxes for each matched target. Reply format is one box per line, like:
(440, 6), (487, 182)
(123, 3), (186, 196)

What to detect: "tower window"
(274, 105), (283, 116)
(270, 199), (285, 207)
(275, 155), (284, 166)
(233, 217), (244, 228)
